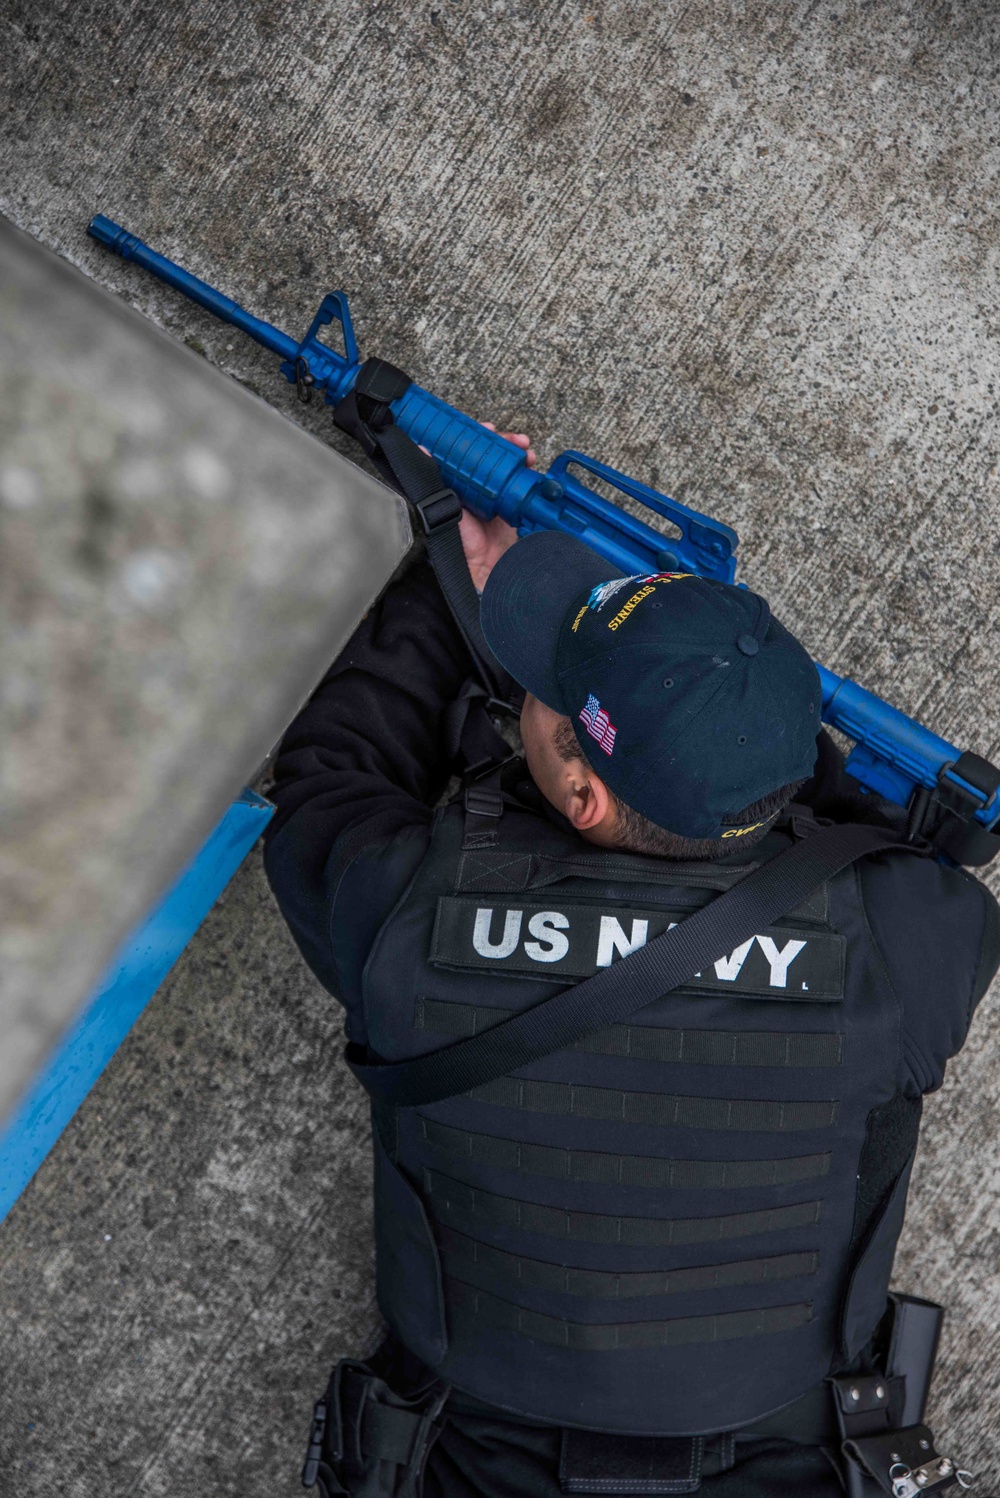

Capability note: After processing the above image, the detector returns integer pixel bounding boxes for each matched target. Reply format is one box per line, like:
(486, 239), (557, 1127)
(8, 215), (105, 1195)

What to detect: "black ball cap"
(481, 531), (821, 839)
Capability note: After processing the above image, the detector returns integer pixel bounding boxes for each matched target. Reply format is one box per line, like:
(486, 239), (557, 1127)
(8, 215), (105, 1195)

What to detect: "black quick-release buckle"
(301, 1398), (327, 1489)
(413, 487), (462, 535)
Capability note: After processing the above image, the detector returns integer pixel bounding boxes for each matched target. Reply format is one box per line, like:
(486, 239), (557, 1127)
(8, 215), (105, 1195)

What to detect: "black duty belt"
(303, 1352), (978, 1498)
(447, 1368), (840, 1446)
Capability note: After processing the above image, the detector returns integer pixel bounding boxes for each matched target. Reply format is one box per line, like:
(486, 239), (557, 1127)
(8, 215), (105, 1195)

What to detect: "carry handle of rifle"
(547, 449), (738, 581)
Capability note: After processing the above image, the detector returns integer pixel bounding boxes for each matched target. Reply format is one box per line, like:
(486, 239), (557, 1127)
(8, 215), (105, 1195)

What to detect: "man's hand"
(458, 425), (535, 592)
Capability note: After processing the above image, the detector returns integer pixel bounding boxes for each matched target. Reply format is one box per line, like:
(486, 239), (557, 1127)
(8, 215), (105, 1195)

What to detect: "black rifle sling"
(332, 359), (503, 699)
(346, 822), (927, 1108)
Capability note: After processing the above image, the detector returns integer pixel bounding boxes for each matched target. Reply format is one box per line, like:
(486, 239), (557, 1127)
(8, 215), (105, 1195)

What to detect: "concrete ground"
(2, 1), (1000, 1493)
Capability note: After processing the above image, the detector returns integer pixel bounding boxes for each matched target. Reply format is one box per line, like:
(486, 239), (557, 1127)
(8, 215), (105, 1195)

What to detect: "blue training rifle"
(87, 214), (1000, 866)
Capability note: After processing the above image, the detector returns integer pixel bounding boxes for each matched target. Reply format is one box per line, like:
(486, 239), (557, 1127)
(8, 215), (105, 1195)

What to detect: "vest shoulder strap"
(347, 822), (929, 1108)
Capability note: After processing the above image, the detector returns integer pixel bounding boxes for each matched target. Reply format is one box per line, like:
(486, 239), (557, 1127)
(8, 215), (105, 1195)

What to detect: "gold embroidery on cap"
(608, 584), (656, 630)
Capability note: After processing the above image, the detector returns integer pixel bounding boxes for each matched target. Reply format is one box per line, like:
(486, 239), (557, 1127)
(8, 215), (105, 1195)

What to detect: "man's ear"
(563, 764), (613, 832)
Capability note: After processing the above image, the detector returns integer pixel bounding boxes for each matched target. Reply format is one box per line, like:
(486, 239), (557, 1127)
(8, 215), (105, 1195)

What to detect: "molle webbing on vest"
(465, 1075), (839, 1133)
(437, 1225), (819, 1299)
(445, 1277), (814, 1350)
(416, 998), (844, 1069)
(424, 1169), (823, 1246)
(418, 1116), (832, 1189)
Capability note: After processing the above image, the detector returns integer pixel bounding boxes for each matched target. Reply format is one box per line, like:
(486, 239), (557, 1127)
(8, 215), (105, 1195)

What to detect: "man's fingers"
(502, 434), (536, 467)
(504, 434), (538, 468)
(479, 421), (538, 469)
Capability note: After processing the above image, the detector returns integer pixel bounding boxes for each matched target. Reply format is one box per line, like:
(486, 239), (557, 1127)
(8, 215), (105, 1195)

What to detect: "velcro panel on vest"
(424, 1169), (823, 1246)
(445, 1276), (813, 1350)
(416, 998), (844, 1068)
(559, 1427), (704, 1495)
(464, 1075), (838, 1133)
(418, 1116), (831, 1189)
(430, 897), (845, 1000)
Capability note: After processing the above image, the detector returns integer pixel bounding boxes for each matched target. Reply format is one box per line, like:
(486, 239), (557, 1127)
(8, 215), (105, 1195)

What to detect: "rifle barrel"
(87, 216), (298, 364)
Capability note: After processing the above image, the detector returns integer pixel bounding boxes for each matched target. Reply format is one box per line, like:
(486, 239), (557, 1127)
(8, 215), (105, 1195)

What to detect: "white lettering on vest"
(754, 934), (807, 988)
(596, 916), (649, 968)
(713, 937), (755, 982)
(524, 911), (571, 963)
(472, 907), (522, 959)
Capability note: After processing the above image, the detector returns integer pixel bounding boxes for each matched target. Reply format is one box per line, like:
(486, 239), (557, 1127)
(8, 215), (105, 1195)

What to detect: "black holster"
(831, 1294), (969, 1497)
(302, 1356), (450, 1498)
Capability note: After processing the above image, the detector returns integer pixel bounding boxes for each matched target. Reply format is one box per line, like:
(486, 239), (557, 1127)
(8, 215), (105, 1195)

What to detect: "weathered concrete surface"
(1, 0), (999, 1493)
(0, 851), (384, 1497)
(0, 220), (409, 1127)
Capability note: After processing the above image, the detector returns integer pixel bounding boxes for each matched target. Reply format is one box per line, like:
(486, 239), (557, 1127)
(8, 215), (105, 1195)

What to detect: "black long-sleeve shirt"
(264, 556), (1000, 1091)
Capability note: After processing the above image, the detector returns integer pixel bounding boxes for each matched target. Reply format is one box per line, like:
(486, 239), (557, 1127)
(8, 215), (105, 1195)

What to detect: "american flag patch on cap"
(579, 693), (617, 755)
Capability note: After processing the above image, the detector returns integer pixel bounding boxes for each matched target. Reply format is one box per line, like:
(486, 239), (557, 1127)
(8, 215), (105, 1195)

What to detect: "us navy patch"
(430, 899), (845, 1000)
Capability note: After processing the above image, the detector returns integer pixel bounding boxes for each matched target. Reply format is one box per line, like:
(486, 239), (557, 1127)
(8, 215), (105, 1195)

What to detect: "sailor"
(264, 435), (1000, 1498)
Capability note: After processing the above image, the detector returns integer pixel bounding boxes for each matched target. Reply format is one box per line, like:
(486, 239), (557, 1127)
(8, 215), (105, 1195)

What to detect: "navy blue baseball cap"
(480, 531), (821, 840)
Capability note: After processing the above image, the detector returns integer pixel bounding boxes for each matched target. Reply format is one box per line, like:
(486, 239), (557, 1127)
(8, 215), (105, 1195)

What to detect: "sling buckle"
(413, 487), (462, 536)
(464, 784), (504, 820)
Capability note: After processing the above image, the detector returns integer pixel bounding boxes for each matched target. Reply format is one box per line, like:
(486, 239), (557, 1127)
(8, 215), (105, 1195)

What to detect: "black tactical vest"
(360, 787), (918, 1437)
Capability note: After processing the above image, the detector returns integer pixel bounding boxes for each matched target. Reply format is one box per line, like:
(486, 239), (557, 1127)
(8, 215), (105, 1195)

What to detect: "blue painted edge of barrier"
(0, 788), (275, 1225)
